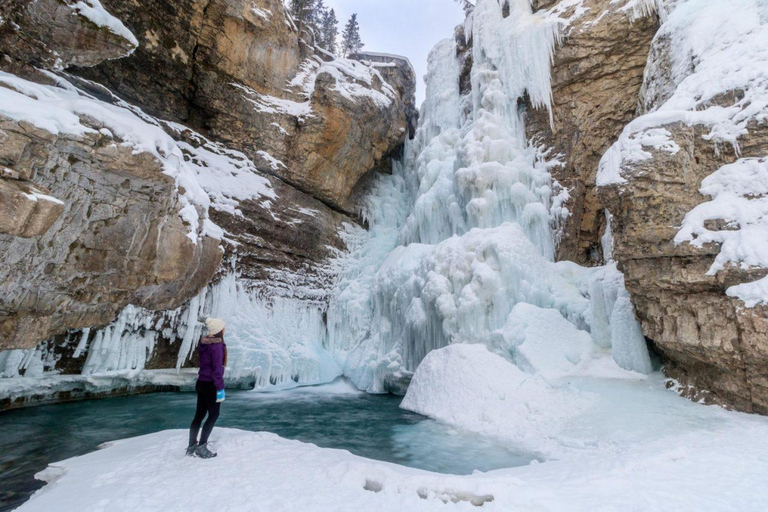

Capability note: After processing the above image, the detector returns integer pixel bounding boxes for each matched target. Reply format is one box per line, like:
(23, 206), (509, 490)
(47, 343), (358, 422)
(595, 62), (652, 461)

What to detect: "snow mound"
(492, 303), (595, 379)
(401, 344), (589, 455)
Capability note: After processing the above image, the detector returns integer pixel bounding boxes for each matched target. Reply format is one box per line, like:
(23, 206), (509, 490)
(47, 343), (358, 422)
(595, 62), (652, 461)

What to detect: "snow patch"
(68, 0), (139, 49)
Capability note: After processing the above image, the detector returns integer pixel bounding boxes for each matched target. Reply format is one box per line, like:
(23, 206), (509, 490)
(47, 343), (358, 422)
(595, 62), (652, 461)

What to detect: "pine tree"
(341, 13), (363, 58)
(290, 0), (328, 43)
(318, 8), (339, 55)
(289, 0), (314, 26)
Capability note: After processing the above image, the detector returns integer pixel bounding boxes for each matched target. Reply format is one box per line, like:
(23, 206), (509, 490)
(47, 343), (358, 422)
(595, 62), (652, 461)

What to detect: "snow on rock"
(171, 129), (277, 217)
(317, 59), (396, 108)
(599, 0), (768, 305)
(676, 157), (768, 306)
(598, 0), (768, 179)
(233, 82), (313, 120)
(67, 0), (139, 50)
(599, 0), (768, 184)
(0, 71), (218, 242)
(250, 4), (272, 21)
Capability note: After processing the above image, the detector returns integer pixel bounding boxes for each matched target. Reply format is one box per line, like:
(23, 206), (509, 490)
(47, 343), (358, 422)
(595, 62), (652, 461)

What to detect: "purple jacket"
(198, 335), (226, 390)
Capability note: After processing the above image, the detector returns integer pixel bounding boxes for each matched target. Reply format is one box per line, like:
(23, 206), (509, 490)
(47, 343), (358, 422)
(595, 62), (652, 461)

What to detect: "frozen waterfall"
(327, 0), (652, 393)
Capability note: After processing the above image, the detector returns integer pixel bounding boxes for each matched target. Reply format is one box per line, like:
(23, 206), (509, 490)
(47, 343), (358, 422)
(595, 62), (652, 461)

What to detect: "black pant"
(189, 380), (221, 446)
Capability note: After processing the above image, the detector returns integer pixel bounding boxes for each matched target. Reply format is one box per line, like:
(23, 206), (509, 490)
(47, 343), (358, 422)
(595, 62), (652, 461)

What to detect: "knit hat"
(205, 317), (226, 336)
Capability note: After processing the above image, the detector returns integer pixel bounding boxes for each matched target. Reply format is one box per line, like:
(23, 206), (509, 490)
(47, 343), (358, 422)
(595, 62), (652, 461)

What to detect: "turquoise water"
(0, 381), (537, 511)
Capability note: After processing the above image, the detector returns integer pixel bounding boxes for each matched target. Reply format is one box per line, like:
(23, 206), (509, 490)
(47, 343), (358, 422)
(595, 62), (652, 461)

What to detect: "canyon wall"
(596, 0), (768, 413)
(526, 0), (768, 413)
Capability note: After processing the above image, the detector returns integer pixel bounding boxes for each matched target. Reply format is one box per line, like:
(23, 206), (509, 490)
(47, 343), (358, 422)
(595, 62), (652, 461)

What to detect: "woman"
(187, 317), (227, 459)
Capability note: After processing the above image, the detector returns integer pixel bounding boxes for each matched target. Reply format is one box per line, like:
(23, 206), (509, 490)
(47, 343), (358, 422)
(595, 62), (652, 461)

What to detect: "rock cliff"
(0, 0), (222, 351)
(524, 0), (768, 413)
(597, 0), (768, 413)
(76, 0), (412, 213)
(525, 0), (658, 264)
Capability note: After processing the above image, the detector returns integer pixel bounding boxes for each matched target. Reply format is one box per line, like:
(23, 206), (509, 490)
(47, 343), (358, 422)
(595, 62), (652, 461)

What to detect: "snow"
(172, 130), (276, 217)
(401, 345), (589, 456)
(21, 189), (65, 205)
(0, 71), (219, 242)
(675, 157), (768, 306)
(68, 0), (139, 49)
(0, 369), (198, 405)
(492, 304), (595, 379)
(598, 0), (768, 305)
(250, 4), (272, 21)
(353, 51), (416, 77)
(317, 59), (396, 108)
(256, 150), (287, 171)
(233, 82), (313, 119)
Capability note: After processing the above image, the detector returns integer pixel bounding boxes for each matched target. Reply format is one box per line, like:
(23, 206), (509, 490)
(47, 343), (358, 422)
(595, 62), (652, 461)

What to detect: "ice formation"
(328, 0), (652, 393)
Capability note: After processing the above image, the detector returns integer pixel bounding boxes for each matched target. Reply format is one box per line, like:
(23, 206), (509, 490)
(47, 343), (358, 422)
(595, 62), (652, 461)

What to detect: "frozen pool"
(0, 379), (538, 511)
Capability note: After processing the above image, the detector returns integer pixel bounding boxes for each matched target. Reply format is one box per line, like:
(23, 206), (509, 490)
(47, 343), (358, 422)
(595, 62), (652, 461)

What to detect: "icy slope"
(17, 421), (768, 512)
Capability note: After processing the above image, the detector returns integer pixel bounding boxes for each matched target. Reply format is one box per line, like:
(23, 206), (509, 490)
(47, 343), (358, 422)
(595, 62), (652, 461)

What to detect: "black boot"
(195, 443), (217, 459)
(186, 442), (198, 456)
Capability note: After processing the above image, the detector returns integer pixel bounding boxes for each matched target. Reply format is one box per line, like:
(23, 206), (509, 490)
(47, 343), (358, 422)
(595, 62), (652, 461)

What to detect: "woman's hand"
(216, 389), (226, 403)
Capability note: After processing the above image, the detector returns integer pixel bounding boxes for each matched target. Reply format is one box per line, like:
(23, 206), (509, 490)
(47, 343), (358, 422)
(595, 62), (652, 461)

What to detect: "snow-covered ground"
(16, 364), (768, 512)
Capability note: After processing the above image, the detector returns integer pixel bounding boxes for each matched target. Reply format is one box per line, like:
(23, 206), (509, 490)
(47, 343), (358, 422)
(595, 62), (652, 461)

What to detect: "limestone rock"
(0, 0), (415, 373)
(0, 116), (221, 350)
(597, 0), (768, 412)
(525, 0), (658, 264)
(77, 0), (414, 213)
(0, 0), (137, 69)
(599, 120), (768, 413)
(0, 178), (64, 237)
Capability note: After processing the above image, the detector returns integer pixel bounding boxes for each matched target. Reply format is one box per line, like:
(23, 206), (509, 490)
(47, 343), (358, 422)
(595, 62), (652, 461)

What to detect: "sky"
(323, 0), (466, 105)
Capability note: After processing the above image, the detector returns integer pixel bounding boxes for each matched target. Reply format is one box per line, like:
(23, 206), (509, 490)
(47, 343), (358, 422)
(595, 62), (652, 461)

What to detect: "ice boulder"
(400, 344), (590, 455)
(491, 303), (595, 379)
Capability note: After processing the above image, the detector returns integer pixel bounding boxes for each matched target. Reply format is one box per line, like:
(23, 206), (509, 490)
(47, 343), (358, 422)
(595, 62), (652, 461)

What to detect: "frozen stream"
(0, 380), (537, 511)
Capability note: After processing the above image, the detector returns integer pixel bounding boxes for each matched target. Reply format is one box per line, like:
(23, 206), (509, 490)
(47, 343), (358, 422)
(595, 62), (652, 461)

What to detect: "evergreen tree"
(341, 13), (363, 58)
(289, 0), (324, 36)
(288, 0), (314, 26)
(318, 8), (339, 55)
